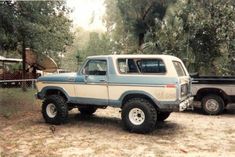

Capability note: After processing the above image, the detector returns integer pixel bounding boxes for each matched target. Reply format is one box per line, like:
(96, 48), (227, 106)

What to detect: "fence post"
(31, 80), (34, 89)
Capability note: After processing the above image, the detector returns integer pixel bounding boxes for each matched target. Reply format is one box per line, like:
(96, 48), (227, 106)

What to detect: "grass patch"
(0, 88), (41, 117)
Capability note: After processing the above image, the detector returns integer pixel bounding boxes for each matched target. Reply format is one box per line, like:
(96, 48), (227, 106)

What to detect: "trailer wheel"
(122, 98), (157, 133)
(201, 95), (224, 115)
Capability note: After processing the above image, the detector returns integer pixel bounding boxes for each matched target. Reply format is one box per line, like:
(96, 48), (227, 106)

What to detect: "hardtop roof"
(87, 54), (181, 61)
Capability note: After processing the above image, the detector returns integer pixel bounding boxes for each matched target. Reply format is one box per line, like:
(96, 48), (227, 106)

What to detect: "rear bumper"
(179, 97), (194, 111)
(158, 97), (194, 112)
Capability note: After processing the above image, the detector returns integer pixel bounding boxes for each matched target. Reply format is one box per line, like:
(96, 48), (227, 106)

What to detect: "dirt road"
(0, 107), (234, 157)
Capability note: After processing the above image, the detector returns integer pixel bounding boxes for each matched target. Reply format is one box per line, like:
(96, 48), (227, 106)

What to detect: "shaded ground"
(0, 105), (234, 157)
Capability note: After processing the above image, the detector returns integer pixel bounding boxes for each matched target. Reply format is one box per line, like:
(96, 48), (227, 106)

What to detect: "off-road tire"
(157, 112), (171, 122)
(42, 95), (68, 124)
(79, 107), (97, 115)
(201, 95), (224, 115)
(121, 98), (157, 133)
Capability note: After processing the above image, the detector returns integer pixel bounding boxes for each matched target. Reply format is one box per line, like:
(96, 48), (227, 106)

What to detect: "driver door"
(75, 59), (108, 105)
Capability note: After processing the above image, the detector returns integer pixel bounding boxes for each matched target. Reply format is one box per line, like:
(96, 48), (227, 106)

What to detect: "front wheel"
(42, 95), (68, 124)
(201, 95), (224, 115)
(121, 98), (157, 133)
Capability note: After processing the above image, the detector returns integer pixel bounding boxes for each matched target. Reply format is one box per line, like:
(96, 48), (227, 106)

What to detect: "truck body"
(36, 55), (193, 133)
(192, 75), (235, 115)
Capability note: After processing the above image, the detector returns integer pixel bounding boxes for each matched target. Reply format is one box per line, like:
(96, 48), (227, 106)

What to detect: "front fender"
(37, 86), (70, 101)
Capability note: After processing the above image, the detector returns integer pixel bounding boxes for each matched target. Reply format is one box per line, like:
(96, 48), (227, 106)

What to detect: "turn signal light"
(166, 84), (176, 88)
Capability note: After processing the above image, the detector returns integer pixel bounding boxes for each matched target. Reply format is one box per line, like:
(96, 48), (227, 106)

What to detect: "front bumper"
(35, 92), (43, 99)
(179, 97), (194, 111)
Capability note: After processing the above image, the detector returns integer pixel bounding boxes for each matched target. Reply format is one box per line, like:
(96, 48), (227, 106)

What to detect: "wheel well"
(194, 88), (228, 105)
(121, 94), (159, 110)
(45, 89), (68, 101)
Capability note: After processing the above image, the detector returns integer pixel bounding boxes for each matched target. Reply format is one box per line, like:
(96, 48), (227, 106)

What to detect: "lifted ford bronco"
(36, 55), (193, 133)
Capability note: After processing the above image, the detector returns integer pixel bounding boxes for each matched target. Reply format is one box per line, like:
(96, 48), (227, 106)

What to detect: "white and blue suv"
(36, 55), (193, 133)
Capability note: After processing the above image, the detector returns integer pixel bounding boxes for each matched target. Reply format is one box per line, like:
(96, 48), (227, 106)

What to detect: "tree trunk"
(21, 41), (27, 91)
(138, 33), (145, 50)
(32, 66), (37, 79)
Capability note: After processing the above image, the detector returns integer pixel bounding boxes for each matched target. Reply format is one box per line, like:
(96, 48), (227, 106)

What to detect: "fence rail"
(0, 79), (36, 83)
(0, 79), (37, 89)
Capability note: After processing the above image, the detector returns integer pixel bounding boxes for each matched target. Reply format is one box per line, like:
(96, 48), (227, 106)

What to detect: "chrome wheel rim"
(46, 103), (57, 118)
(128, 108), (145, 125)
(205, 99), (219, 112)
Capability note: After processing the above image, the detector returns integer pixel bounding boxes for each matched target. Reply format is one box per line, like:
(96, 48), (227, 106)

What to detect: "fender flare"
(39, 86), (70, 101)
(119, 90), (160, 108)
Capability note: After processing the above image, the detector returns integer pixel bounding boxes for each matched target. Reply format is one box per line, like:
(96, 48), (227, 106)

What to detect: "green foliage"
(0, 1), (17, 51)
(117, 0), (170, 47)
(0, 1), (73, 66)
(104, 0), (172, 52)
(104, 0), (235, 75)
(156, 0), (235, 75)
(61, 28), (115, 71)
(61, 27), (90, 71)
(103, 0), (138, 54)
(84, 32), (113, 56)
(0, 88), (39, 117)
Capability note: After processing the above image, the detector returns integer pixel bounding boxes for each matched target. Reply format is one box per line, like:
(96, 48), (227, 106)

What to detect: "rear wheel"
(42, 95), (68, 124)
(121, 98), (157, 133)
(157, 112), (171, 122)
(79, 106), (97, 115)
(201, 95), (224, 115)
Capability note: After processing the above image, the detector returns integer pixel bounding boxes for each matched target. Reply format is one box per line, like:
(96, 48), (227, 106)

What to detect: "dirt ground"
(0, 105), (234, 157)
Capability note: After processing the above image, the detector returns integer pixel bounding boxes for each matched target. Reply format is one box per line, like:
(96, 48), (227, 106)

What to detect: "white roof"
(87, 54), (181, 60)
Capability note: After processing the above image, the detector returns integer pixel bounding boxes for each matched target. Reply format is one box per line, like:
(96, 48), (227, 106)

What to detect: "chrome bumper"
(179, 97), (194, 111)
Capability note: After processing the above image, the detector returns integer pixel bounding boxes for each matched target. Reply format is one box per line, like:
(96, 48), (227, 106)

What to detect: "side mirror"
(82, 68), (88, 75)
(84, 75), (88, 83)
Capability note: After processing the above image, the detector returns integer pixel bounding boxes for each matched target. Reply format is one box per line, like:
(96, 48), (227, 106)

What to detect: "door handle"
(99, 79), (106, 82)
(84, 75), (88, 84)
(67, 77), (75, 81)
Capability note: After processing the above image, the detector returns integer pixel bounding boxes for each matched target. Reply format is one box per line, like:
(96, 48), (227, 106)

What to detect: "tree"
(0, 1), (18, 53)
(153, 0), (235, 75)
(0, 1), (73, 90)
(103, 0), (137, 54)
(77, 32), (115, 62)
(61, 27), (90, 71)
(182, 0), (235, 75)
(62, 29), (115, 71)
(103, 0), (171, 52)
(116, 0), (171, 50)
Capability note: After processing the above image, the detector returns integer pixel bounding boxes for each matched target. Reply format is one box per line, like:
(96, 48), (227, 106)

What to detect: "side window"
(137, 59), (166, 73)
(83, 60), (107, 75)
(118, 59), (127, 73)
(117, 59), (138, 74)
(117, 58), (166, 74)
(173, 61), (186, 76)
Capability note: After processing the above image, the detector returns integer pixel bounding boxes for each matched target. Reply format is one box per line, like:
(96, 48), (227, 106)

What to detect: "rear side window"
(117, 58), (166, 74)
(117, 59), (139, 74)
(137, 59), (166, 73)
(173, 61), (186, 76)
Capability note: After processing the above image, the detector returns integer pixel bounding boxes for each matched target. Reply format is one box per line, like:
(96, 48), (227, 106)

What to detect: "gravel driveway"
(0, 106), (234, 157)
